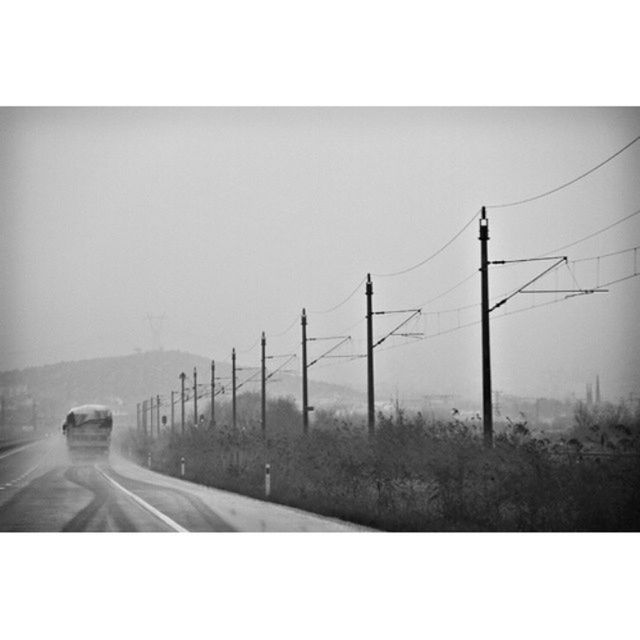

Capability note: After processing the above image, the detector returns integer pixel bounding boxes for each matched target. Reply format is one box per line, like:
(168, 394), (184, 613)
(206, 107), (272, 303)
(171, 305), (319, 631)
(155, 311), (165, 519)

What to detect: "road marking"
(96, 467), (188, 532)
(0, 441), (41, 461)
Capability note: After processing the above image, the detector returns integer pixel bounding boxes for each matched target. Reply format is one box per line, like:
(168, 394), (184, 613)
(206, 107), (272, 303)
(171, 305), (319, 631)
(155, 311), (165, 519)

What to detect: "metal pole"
(366, 273), (375, 435)
(301, 308), (309, 434)
(142, 399), (147, 436)
(180, 372), (186, 435)
(193, 366), (198, 428)
(171, 391), (175, 433)
(136, 402), (140, 432)
(210, 360), (215, 428)
(156, 394), (160, 437)
(232, 348), (237, 429)
(265, 463), (271, 498)
(261, 332), (267, 434)
(149, 397), (154, 439)
(480, 206), (493, 447)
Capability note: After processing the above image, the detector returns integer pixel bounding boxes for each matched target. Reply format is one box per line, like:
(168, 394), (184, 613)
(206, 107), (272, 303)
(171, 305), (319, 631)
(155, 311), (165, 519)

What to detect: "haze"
(1, 107), (639, 403)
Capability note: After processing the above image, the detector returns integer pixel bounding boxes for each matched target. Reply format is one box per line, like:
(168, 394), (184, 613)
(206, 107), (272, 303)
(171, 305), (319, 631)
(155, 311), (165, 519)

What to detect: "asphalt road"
(0, 435), (366, 532)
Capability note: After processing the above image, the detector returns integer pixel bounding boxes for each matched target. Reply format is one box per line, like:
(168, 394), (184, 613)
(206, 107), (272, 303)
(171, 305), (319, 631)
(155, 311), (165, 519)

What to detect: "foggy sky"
(1, 107), (639, 402)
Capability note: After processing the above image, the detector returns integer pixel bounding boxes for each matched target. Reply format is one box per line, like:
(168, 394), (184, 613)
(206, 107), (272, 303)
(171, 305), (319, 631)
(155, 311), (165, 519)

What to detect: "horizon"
(2, 107), (639, 404)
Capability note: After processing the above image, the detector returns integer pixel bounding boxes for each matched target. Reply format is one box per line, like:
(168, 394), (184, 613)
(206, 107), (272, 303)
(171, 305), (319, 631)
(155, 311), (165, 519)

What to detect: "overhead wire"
(416, 270), (478, 308)
(308, 275), (367, 315)
(571, 245), (640, 264)
(375, 271), (639, 357)
(487, 134), (640, 209)
(372, 210), (480, 277)
(537, 207), (640, 258)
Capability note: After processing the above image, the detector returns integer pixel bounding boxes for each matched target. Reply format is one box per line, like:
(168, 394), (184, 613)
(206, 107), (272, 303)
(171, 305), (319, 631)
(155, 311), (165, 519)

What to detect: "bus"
(62, 404), (113, 453)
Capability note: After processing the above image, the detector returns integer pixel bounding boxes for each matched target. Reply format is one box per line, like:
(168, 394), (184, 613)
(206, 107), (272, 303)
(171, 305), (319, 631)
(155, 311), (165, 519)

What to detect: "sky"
(1, 107), (639, 403)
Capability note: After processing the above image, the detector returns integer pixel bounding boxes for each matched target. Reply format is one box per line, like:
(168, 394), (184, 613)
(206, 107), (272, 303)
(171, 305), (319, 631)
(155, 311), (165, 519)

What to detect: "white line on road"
(0, 441), (41, 461)
(96, 467), (188, 532)
(0, 443), (53, 489)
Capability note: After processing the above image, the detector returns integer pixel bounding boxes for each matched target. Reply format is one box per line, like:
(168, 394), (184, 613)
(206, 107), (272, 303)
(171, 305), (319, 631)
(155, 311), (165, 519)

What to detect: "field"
(120, 395), (640, 531)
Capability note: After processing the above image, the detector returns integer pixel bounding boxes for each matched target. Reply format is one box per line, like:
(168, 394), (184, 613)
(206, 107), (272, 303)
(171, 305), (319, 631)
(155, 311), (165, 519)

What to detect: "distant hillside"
(0, 350), (365, 428)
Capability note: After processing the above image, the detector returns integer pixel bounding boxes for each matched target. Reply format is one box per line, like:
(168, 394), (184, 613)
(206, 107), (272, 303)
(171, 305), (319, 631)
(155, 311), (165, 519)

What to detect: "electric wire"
(372, 210), (480, 277)
(571, 245), (640, 264)
(537, 207), (640, 258)
(487, 134), (640, 209)
(416, 270), (478, 308)
(307, 275), (367, 315)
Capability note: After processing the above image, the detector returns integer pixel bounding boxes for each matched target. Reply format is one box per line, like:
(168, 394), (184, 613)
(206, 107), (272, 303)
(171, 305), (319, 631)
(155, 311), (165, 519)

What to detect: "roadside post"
(180, 456), (186, 478)
(265, 463), (271, 498)
(147, 452), (151, 469)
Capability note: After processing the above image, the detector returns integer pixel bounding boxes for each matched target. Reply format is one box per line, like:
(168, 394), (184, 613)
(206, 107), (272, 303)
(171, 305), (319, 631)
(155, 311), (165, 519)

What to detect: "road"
(0, 435), (367, 532)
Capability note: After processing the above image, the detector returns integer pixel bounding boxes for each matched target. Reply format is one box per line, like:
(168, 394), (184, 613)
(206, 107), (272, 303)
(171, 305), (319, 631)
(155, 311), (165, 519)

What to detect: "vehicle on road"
(62, 404), (113, 453)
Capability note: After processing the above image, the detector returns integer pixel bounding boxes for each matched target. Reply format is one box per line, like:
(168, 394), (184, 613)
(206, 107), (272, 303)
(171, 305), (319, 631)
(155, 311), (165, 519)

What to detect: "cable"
(487, 134), (640, 209)
(417, 270), (478, 308)
(270, 316), (299, 337)
(490, 258), (566, 312)
(571, 245), (640, 264)
(237, 315), (299, 355)
(265, 354), (297, 383)
(595, 272), (640, 289)
(372, 210), (480, 278)
(537, 207), (640, 258)
(237, 335), (261, 355)
(308, 275), (367, 315)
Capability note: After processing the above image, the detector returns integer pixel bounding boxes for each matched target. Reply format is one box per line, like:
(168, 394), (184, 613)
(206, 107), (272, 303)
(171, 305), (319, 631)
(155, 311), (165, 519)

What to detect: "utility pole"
(232, 348), (237, 429)
(136, 402), (140, 432)
(149, 397), (154, 439)
(480, 206), (493, 447)
(210, 360), (215, 428)
(193, 366), (198, 428)
(171, 391), (175, 433)
(179, 372), (186, 435)
(156, 394), (161, 436)
(301, 308), (309, 434)
(366, 273), (375, 435)
(142, 399), (148, 436)
(261, 332), (267, 434)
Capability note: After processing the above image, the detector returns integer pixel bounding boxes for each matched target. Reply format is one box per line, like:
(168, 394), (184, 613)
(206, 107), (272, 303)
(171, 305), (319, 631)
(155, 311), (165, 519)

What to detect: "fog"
(1, 107), (639, 402)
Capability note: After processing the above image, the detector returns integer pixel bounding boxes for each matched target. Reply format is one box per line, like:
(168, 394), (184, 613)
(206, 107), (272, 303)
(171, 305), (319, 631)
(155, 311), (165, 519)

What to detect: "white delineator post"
(265, 463), (271, 498)
(180, 456), (186, 478)
(147, 452), (151, 469)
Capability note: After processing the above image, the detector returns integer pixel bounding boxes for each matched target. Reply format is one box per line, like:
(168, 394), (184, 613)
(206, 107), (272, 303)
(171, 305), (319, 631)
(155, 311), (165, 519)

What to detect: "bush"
(117, 398), (640, 531)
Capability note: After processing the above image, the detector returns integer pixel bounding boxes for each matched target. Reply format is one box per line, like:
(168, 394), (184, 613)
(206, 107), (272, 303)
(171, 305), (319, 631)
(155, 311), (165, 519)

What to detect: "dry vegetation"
(120, 394), (640, 531)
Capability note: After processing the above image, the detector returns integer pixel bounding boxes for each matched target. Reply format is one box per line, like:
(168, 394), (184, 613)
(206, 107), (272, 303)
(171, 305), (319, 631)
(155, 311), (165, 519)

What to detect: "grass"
(118, 393), (640, 531)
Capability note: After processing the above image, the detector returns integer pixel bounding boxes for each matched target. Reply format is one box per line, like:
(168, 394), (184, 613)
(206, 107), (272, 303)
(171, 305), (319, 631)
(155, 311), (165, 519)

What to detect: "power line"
(376, 267), (640, 357)
(237, 316), (299, 355)
(487, 134), (640, 209)
(237, 335), (261, 354)
(571, 245), (640, 264)
(372, 210), (480, 277)
(417, 270), (478, 308)
(537, 207), (640, 257)
(308, 275), (367, 315)
(270, 316), (299, 337)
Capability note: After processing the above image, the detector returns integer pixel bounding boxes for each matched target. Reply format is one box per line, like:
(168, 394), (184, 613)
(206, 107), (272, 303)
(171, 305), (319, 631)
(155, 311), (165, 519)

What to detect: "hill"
(0, 350), (365, 430)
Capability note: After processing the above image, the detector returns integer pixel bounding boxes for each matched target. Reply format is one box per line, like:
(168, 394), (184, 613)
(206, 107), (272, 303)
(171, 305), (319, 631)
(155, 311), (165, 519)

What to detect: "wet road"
(0, 435), (366, 532)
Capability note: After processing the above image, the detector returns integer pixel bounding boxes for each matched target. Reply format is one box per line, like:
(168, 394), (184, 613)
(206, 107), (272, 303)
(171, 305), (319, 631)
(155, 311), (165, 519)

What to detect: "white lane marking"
(0, 441), (41, 460)
(96, 467), (188, 532)
(1, 460), (44, 489)
(0, 442), (56, 490)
